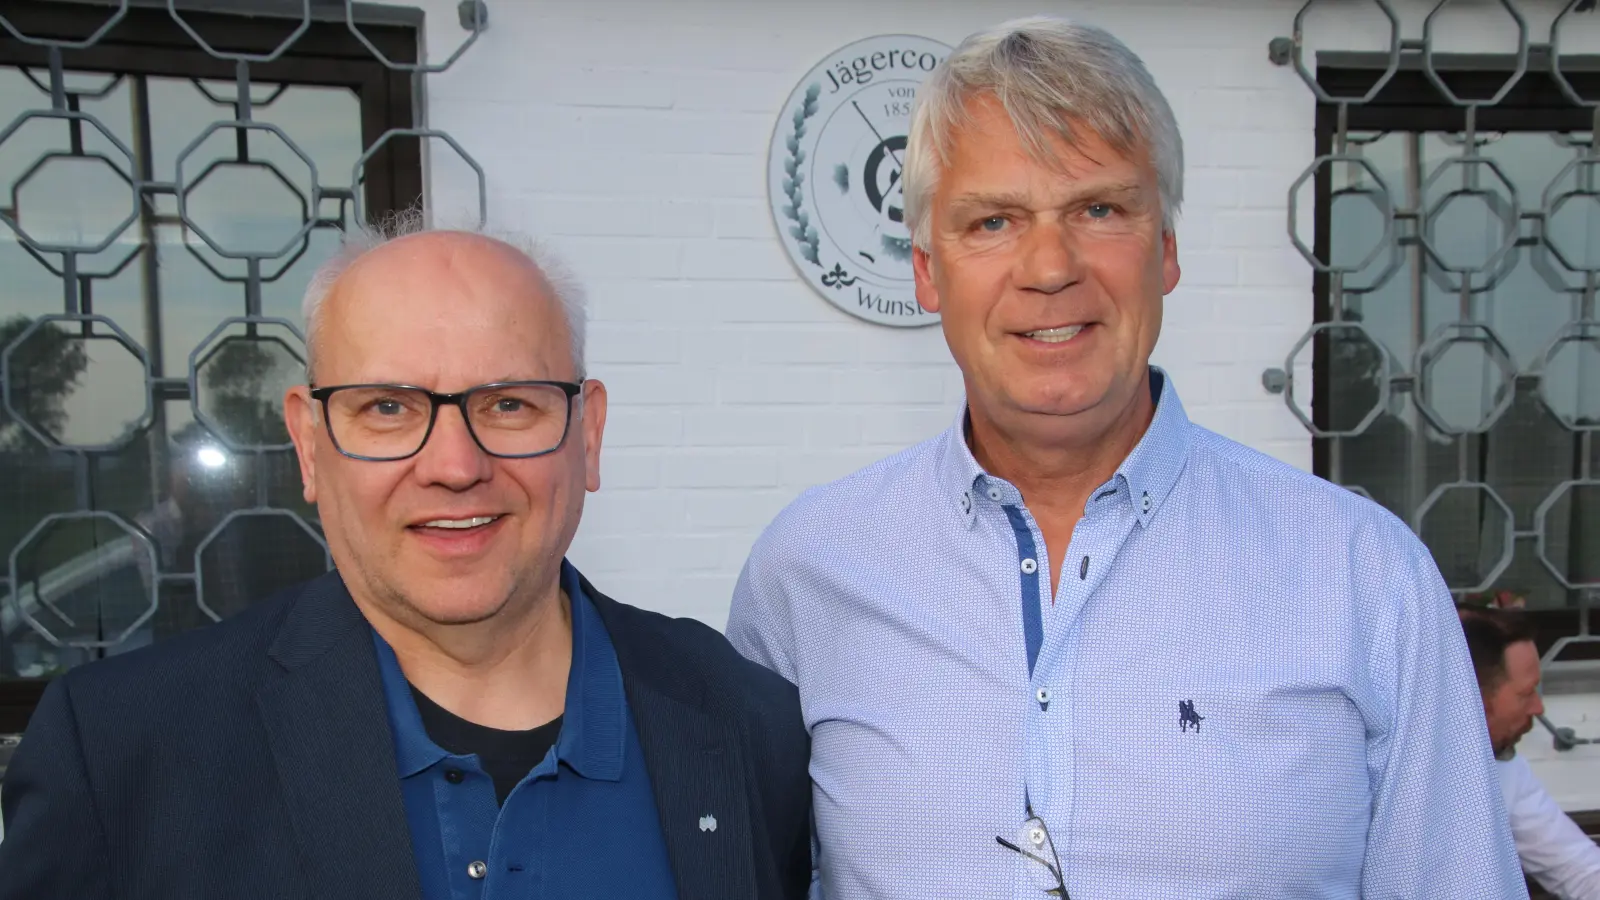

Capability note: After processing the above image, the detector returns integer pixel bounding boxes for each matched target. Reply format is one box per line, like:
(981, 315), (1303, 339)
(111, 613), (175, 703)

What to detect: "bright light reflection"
(196, 446), (227, 469)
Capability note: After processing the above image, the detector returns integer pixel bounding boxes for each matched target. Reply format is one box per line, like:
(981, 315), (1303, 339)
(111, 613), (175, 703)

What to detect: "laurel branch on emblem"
(781, 83), (823, 267)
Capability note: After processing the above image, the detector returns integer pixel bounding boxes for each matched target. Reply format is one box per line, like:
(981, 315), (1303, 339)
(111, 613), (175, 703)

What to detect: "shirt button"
(1036, 687), (1051, 705)
(467, 861), (487, 880)
(1029, 826), (1047, 846)
(1141, 492), (1152, 512)
(987, 487), (1003, 501)
(1020, 558), (1037, 575)
(444, 768), (464, 784)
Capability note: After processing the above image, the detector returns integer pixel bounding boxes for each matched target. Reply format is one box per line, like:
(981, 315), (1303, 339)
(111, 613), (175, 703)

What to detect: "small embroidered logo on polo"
(699, 814), (718, 833)
(1178, 699), (1205, 733)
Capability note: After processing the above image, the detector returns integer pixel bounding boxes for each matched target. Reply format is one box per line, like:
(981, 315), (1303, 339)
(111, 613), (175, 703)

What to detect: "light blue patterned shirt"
(727, 369), (1524, 900)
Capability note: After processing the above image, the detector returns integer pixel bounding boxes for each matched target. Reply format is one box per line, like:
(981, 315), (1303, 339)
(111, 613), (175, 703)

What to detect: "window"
(1310, 53), (1599, 671)
(0, 1), (426, 733)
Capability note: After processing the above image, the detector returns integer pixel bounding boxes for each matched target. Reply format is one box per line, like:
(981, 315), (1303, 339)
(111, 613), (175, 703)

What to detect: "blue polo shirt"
(373, 561), (679, 900)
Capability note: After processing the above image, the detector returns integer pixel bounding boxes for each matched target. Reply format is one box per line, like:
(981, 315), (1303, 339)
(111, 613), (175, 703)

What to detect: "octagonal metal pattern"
(193, 508), (328, 623)
(1282, 320), (1394, 438)
(346, 1), (483, 74)
(11, 151), (140, 255)
(0, 110), (141, 255)
(1535, 319), (1600, 431)
(1541, 155), (1600, 273)
(0, 0), (127, 49)
(183, 229), (314, 286)
(192, 79), (289, 110)
(0, 314), (153, 452)
(352, 128), (486, 226)
(1413, 481), (1517, 594)
(1290, 0), (1401, 106)
(187, 316), (307, 452)
(5, 510), (159, 648)
(1419, 155), (1520, 276)
(1289, 154), (1395, 275)
(1422, 0), (1528, 107)
(17, 68), (123, 100)
(1412, 321), (1518, 435)
(174, 121), (320, 260)
(1550, 1), (1600, 109)
(165, 0), (310, 64)
(1534, 479), (1600, 590)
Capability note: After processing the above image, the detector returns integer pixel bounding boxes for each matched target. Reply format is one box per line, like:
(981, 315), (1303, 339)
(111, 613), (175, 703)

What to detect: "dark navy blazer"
(0, 571), (812, 900)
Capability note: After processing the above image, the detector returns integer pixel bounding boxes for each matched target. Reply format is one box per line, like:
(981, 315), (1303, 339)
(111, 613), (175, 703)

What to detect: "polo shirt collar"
(937, 366), (1192, 528)
(372, 559), (627, 783)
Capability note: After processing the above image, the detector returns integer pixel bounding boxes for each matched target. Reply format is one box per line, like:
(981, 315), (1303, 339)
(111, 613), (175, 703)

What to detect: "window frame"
(1311, 52), (1600, 662)
(0, 0), (424, 733)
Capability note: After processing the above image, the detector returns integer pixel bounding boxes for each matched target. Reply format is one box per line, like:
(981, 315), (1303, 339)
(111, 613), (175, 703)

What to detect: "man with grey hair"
(729, 16), (1522, 898)
(1, 219), (813, 900)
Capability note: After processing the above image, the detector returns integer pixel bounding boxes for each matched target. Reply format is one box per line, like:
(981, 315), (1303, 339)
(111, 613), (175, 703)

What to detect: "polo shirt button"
(467, 861), (487, 880)
(444, 768), (464, 784)
(1020, 558), (1037, 575)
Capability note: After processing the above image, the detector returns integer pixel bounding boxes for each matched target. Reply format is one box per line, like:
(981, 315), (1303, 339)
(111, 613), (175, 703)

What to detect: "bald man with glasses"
(0, 216), (811, 900)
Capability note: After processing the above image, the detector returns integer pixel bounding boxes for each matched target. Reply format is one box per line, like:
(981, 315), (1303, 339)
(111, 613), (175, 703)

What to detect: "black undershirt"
(409, 684), (563, 805)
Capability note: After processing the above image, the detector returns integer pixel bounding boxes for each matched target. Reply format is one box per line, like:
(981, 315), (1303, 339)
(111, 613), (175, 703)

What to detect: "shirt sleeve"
(1501, 755), (1600, 900)
(0, 677), (113, 900)
(725, 524), (801, 684)
(1356, 522), (1527, 899)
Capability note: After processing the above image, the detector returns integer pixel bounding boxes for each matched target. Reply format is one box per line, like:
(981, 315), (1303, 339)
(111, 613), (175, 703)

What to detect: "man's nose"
(413, 404), (493, 488)
(1015, 219), (1083, 295)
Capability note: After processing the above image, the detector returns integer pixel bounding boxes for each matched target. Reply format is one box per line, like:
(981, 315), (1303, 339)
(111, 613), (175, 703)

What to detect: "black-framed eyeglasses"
(308, 381), (583, 461)
(996, 809), (1071, 899)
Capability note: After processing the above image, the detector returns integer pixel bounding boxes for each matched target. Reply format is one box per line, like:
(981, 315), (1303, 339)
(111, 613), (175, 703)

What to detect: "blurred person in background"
(1461, 604), (1600, 900)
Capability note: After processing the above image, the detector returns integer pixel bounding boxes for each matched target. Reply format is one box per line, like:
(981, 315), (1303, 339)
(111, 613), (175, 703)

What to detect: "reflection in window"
(0, 65), (359, 677)
(1325, 130), (1599, 611)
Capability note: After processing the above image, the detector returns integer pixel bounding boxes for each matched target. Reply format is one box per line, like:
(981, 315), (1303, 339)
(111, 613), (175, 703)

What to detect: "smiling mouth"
(1023, 325), (1086, 343)
(413, 515), (503, 531)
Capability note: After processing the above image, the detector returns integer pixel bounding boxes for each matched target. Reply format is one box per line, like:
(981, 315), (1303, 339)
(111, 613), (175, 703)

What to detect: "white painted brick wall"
(382, 0), (1600, 628)
(391, 0), (1308, 626)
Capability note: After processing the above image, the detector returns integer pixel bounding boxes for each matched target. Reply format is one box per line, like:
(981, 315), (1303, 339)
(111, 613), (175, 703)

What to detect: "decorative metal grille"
(0, 1), (486, 696)
(1270, 0), (1599, 693)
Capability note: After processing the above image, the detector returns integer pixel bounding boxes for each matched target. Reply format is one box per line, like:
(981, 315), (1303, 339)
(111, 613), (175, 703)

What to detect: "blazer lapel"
(627, 680), (759, 900)
(254, 575), (423, 900)
(586, 580), (759, 900)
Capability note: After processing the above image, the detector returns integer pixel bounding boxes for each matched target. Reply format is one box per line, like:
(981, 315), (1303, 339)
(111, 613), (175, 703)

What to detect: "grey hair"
(300, 207), (588, 381)
(904, 16), (1184, 249)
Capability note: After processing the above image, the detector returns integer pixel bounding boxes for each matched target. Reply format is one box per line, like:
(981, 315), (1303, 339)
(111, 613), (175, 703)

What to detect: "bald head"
(301, 215), (586, 384)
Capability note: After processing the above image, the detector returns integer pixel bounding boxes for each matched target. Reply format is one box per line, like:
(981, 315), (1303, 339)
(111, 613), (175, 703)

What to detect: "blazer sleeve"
(0, 678), (113, 900)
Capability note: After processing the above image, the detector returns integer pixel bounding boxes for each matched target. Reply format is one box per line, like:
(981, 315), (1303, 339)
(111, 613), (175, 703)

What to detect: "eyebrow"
(945, 181), (1147, 215)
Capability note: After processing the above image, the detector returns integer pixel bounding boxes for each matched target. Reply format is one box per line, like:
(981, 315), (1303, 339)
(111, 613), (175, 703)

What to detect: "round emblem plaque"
(767, 34), (951, 327)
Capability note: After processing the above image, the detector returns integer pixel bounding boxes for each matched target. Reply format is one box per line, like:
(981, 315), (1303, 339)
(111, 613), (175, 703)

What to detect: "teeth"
(1026, 325), (1084, 343)
(420, 516), (498, 529)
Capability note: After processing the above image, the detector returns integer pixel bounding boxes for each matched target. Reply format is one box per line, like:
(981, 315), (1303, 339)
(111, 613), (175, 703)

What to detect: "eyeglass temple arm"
(995, 836), (1055, 870)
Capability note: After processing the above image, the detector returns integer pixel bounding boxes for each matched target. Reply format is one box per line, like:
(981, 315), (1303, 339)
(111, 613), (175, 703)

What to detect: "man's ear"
(284, 385), (319, 505)
(579, 379), (607, 493)
(1161, 228), (1180, 295)
(913, 245), (942, 313)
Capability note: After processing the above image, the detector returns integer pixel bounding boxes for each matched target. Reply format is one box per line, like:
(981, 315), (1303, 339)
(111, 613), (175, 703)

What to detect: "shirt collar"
(371, 559), (628, 783)
(938, 366), (1192, 529)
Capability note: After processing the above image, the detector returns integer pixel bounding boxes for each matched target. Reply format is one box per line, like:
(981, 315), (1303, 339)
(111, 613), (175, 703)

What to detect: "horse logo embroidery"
(1179, 699), (1205, 733)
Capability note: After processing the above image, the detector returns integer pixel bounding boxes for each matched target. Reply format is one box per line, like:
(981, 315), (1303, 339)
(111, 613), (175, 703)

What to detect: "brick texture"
(393, 0), (1583, 633)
